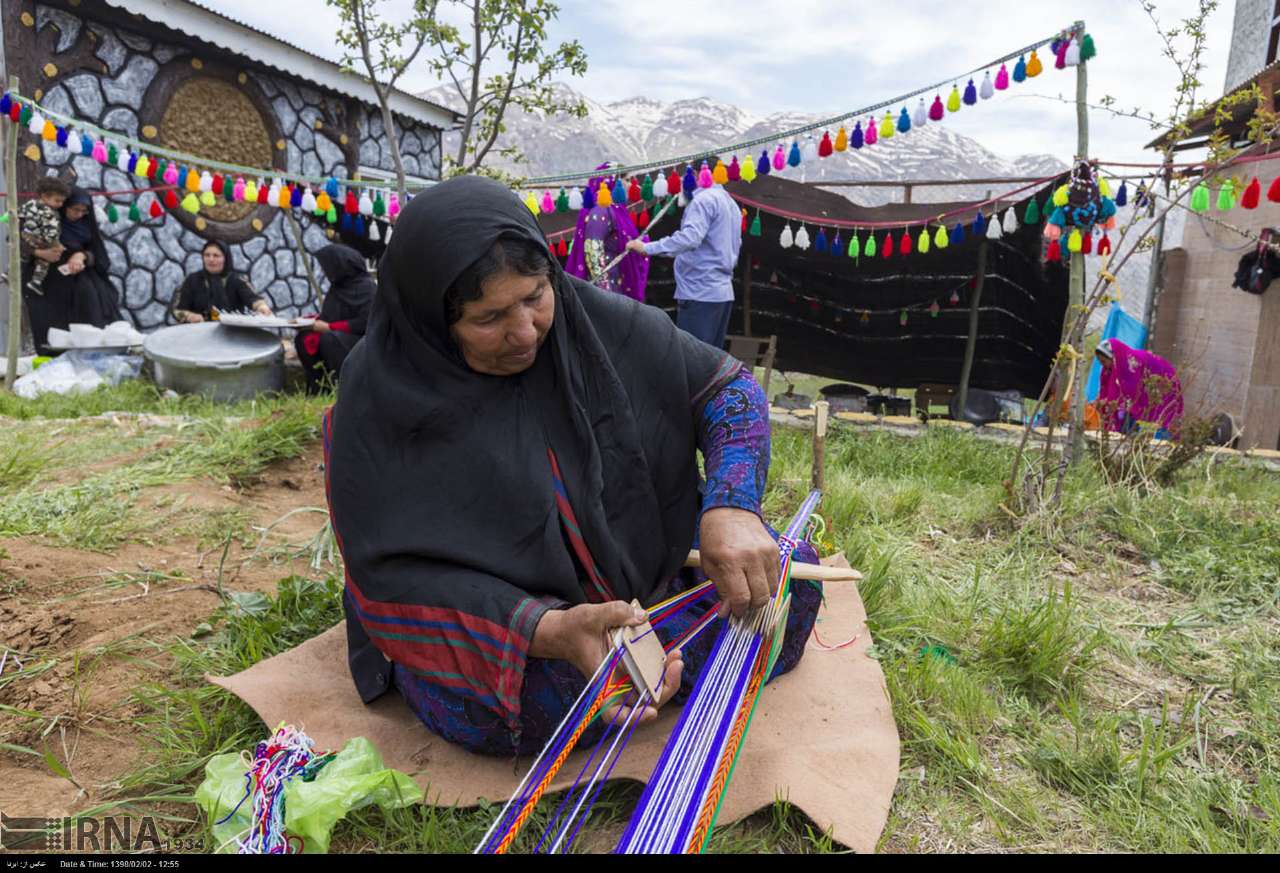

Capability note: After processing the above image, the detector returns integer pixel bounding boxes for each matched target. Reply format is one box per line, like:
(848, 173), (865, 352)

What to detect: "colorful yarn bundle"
(215, 724), (335, 854)
(616, 489), (820, 854)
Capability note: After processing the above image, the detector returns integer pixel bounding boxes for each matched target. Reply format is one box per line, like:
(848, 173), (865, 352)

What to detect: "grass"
(5, 379), (1280, 852)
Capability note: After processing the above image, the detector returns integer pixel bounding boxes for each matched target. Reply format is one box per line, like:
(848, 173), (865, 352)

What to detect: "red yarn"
(213, 174), (225, 195)
(666, 170), (681, 195)
(345, 190), (358, 212)
(882, 232), (893, 258)
(149, 199), (163, 218)
(627, 178), (642, 203)
(1268, 176), (1280, 203)
(637, 208), (650, 230)
(8, 103), (19, 123)
(257, 184), (269, 205)
(1081, 231), (1093, 254)
(1239, 177), (1260, 209)
(818, 131), (834, 158)
(898, 231), (911, 255)
(163, 189), (178, 209)
(1046, 239), (1062, 262)
(556, 238), (568, 257)
(1097, 234), (1112, 256)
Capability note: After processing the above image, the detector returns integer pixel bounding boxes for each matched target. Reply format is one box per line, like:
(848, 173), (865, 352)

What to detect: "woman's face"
(64, 203), (89, 221)
(202, 246), (226, 274)
(449, 270), (555, 376)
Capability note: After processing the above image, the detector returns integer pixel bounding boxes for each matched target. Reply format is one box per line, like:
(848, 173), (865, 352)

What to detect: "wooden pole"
(957, 237), (990, 417)
(811, 400), (829, 492)
(1140, 161), (1171, 334)
(285, 210), (324, 310)
(4, 75), (21, 391)
(740, 256), (753, 337)
(1067, 36), (1089, 463)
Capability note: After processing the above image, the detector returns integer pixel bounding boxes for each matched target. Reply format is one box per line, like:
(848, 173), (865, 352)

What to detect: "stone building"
(0, 0), (457, 332)
(1147, 0), (1280, 450)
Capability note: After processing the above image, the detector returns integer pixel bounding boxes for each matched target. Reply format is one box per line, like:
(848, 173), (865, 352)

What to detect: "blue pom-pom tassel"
(290, 185), (303, 208)
(814, 227), (827, 251)
(963, 79), (978, 105)
(0, 94), (10, 114)
(972, 211), (987, 236)
(1115, 181), (1128, 206)
(56, 127), (68, 148)
(326, 177), (340, 198)
(831, 231), (842, 255)
(126, 152), (137, 173)
(80, 136), (93, 157)
(355, 214), (366, 236)
(850, 121), (864, 150)
(788, 141), (801, 167)
(951, 222), (966, 245)
(897, 107), (911, 133)
(682, 166), (697, 194)
(340, 212), (353, 232)
(1013, 56), (1027, 82)
(613, 179), (627, 203)
(582, 183), (596, 209)
(757, 149), (771, 175)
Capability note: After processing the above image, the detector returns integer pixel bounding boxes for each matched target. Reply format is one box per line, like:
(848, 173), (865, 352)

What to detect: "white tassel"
(794, 225), (811, 250)
(66, 130), (82, 155)
(358, 191), (374, 216)
(368, 220), (381, 242)
(802, 137), (818, 164)
(1065, 37), (1081, 66)
(28, 113), (45, 136)
(1003, 207), (1018, 233)
(652, 176), (668, 199)
(979, 72), (995, 100)
(568, 187), (584, 210)
(913, 98), (928, 127)
(779, 224), (794, 249)
(986, 215), (1003, 239)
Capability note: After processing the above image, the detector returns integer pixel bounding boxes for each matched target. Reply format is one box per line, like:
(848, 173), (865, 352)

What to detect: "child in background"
(19, 176), (71, 294)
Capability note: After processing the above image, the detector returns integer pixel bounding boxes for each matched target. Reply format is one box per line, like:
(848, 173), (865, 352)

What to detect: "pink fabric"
(1096, 340), (1184, 434)
(563, 168), (649, 302)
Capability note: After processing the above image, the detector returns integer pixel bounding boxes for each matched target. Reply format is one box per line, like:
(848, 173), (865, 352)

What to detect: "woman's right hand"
(33, 245), (64, 263)
(185, 313), (205, 324)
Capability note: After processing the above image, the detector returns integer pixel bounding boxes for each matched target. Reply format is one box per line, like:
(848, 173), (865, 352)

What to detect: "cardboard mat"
(209, 555), (899, 852)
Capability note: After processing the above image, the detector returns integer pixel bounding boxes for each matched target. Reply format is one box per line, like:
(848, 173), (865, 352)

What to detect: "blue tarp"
(1086, 302), (1148, 401)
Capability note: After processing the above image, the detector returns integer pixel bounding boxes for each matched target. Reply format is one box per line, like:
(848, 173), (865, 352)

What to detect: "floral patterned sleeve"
(698, 367), (770, 516)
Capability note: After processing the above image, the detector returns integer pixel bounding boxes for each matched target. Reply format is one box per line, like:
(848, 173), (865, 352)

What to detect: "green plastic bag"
(196, 736), (421, 854)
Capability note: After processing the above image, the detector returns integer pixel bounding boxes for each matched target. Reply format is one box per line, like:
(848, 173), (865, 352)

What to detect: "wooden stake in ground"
(812, 400), (829, 492)
(957, 236), (990, 417)
(1067, 43), (1090, 464)
(4, 75), (22, 392)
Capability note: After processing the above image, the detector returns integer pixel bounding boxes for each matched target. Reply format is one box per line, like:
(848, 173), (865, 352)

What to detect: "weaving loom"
(475, 490), (823, 854)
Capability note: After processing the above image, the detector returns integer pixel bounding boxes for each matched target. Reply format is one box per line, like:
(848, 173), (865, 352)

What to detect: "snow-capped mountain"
(422, 83), (1152, 321)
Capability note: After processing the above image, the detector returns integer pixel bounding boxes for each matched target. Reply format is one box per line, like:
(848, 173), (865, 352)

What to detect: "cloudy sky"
(209, 0), (1236, 165)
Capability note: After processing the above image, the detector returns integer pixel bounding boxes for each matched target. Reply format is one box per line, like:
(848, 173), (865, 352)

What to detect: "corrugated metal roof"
(99, 0), (461, 129)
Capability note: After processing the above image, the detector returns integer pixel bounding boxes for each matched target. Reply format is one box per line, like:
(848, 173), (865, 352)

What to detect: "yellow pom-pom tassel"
(524, 192), (540, 214)
(934, 224), (949, 249)
(42, 120), (57, 141)
(1052, 184), (1069, 207)
(1067, 228), (1082, 253)
(244, 180), (258, 202)
(596, 183), (612, 207)
(947, 85), (962, 112)
(712, 160), (729, 185)
(1027, 50), (1043, 77)
(917, 227), (930, 254)
(879, 112), (895, 139)
(186, 171), (200, 193)
(834, 126), (848, 152)
(1098, 177), (1112, 198)
(181, 192), (201, 214)
(740, 155), (757, 183)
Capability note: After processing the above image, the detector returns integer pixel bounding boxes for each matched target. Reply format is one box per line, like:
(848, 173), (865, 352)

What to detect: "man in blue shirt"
(626, 182), (742, 349)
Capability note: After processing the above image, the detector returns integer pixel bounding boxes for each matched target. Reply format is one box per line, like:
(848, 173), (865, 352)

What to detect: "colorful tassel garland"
(18, 105), (31, 126)
(880, 112), (896, 139)
(278, 184), (292, 208)
(104, 203), (118, 224)
(1190, 184), (1210, 212)
(200, 191), (216, 207)
(523, 193), (539, 214)
(1216, 181), (1235, 211)
(788, 141), (802, 167)
(127, 201), (142, 222)
(1027, 50), (1043, 77)
(815, 131), (832, 158)
(979, 72), (994, 100)
(917, 228), (930, 253)
(1023, 198), (1040, 224)
(1055, 38), (1069, 69)
(316, 190), (331, 212)
(373, 191), (387, 216)
(8, 102), (20, 123)
(1241, 177), (1261, 209)
(1065, 37), (1081, 66)
(134, 154), (149, 178)
(897, 107), (911, 133)
(679, 166), (695, 194)
(834, 127), (848, 152)
(814, 227), (828, 252)
(0, 94), (9, 115)
(539, 191), (553, 214)
(1013, 56), (1027, 83)
(667, 168), (682, 194)
(258, 182), (271, 205)
(556, 238), (568, 257)
(802, 137), (818, 163)
(850, 122), (864, 150)
(108, 144), (121, 167)
(947, 85), (962, 113)
(597, 183), (613, 207)
(163, 189), (179, 209)
(1052, 184), (1069, 207)
(929, 95), (945, 121)
(582, 185), (595, 210)
(830, 232), (843, 255)
(726, 158), (741, 183)
(302, 188), (318, 212)
(1045, 239), (1062, 262)
(1043, 223), (1062, 241)
(358, 191), (374, 215)
(754, 149), (768, 175)
(1114, 180), (1127, 207)
(1081, 230), (1093, 254)
(73, 132), (88, 156)
(28, 112), (45, 136)
(326, 205), (337, 224)
(962, 79), (978, 106)
(899, 232), (911, 256)
(779, 224), (794, 248)
(710, 162), (727, 186)
(934, 225), (949, 248)
(40, 119), (58, 143)
(636, 207), (650, 230)
(55, 126), (68, 148)
(865, 117), (878, 146)
(913, 98), (928, 128)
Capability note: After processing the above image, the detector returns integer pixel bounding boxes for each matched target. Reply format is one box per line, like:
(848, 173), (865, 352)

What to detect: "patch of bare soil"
(0, 442), (330, 817)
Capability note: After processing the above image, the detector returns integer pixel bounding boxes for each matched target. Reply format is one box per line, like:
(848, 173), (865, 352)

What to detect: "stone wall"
(30, 1), (441, 328)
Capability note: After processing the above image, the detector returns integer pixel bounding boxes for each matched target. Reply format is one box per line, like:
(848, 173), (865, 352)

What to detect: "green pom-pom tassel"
(847, 232), (860, 259)
(105, 203), (119, 223)
(107, 143), (118, 166)
(555, 188), (569, 213)
(1080, 34), (1096, 62)
(19, 105), (31, 126)
(641, 176), (654, 201)
(864, 233), (877, 258)
(1190, 183), (1210, 212)
(326, 205), (338, 224)
(749, 212), (762, 237)
(373, 192), (386, 217)
(1023, 198), (1040, 225)
(128, 202), (141, 222)
(1216, 181), (1235, 211)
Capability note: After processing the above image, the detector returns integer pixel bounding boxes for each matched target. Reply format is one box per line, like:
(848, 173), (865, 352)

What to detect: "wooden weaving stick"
(683, 549), (862, 582)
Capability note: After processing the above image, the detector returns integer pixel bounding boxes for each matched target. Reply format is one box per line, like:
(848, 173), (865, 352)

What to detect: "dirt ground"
(0, 444), (330, 818)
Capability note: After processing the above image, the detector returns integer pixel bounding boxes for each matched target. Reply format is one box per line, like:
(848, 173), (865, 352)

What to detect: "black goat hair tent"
(540, 172), (1069, 395)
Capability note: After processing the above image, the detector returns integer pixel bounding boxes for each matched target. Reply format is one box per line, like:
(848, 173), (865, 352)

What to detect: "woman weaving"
(325, 176), (821, 755)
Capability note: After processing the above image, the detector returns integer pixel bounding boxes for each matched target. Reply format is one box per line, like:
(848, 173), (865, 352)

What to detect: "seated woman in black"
(171, 240), (272, 323)
(293, 244), (373, 393)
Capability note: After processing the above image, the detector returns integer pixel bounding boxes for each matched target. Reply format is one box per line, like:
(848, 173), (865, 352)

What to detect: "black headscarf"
(174, 240), (260, 317)
(313, 244), (374, 332)
(58, 188), (110, 280)
(327, 176), (737, 723)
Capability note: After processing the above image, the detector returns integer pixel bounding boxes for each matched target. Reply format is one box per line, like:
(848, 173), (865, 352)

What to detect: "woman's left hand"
(65, 253), (87, 274)
(698, 507), (780, 619)
(311, 319), (330, 333)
